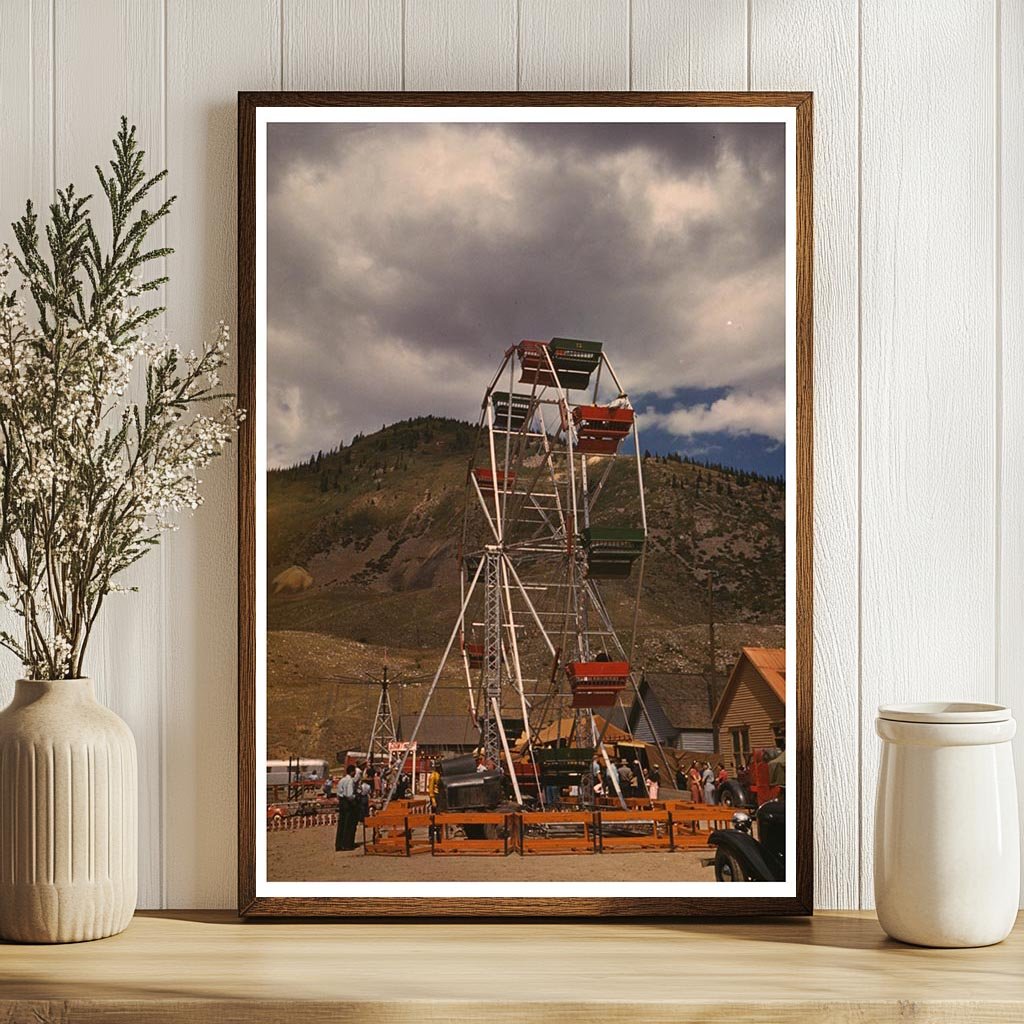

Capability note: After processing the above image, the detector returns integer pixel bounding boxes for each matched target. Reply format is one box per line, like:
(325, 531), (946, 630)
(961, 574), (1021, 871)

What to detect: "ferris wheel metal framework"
(386, 338), (672, 809)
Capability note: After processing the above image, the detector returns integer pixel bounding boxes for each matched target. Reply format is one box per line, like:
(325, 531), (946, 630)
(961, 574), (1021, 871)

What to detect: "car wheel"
(715, 848), (748, 882)
(719, 788), (735, 807)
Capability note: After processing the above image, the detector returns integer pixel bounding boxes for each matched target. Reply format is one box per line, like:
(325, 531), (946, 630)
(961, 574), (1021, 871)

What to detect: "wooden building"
(397, 715), (479, 758)
(712, 648), (786, 770)
(627, 673), (723, 753)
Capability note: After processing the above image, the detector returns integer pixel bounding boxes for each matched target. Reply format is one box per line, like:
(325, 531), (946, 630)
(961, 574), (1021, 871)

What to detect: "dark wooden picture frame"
(238, 91), (813, 918)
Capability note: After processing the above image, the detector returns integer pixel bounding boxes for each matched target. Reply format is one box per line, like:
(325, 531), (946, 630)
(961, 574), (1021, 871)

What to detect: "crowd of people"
(593, 756), (662, 800)
(677, 759), (730, 804)
(320, 750), (743, 852)
(328, 760), (387, 851)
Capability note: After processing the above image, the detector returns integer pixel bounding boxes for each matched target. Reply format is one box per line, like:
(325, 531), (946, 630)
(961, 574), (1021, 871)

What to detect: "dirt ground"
(267, 826), (713, 882)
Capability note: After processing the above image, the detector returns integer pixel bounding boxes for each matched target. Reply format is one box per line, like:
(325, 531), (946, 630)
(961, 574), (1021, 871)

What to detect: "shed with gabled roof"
(627, 673), (722, 753)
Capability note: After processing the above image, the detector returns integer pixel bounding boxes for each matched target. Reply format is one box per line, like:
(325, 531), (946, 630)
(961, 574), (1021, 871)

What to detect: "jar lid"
(877, 701), (1011, 724)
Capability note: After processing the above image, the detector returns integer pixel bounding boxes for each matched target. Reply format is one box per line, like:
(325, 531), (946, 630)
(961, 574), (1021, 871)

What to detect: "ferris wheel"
(388, 337), (654, 807)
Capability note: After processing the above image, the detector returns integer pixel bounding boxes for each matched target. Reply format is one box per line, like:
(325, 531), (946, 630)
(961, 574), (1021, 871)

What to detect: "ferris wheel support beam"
(482, 347), (515, 401)
(534, 405), (568, 540)
(485, 404), (504, 540)
(605, 351), (649, 667)
(499, 373), (543, 532)
(503, 558), (558, 657)
(582, 577), (676, 778)
(586, 457), (617, 516)
(499, 557), (544, 805)
(460, 647), (478, 719)
(469, 471), (502, 544)
(525, 495), (563, 541)
(491, 696), (524, 805)
(628, 543), (647, 665)
(541, 343), (580, 540)
(580, 456), (591, 531)
(383, 555), (486, 807)
(501, 355), (515, 537)
(479, 549), (505, 770)
(597, 741), (628, 810)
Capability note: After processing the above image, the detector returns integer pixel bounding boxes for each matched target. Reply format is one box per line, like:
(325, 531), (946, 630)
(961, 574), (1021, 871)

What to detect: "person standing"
(605, 757), (620, 799)
(632, 760), (646, 798)
(427, 761), (442, 807)
(334, 765), (359, 851)
(618, 758), (635, 795)
(648, 763), (661, 801)
(702, 762), (716, 805)
(427, 760), (442, 841)
(688, 761), (703, 803)
(357, 771), (372, 823)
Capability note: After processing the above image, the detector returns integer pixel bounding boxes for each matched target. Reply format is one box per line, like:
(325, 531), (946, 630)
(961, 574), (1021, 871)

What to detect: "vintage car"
(707, 796), (786, 882)
(716, 747), (784, 808)
(436, 754), (504, 812)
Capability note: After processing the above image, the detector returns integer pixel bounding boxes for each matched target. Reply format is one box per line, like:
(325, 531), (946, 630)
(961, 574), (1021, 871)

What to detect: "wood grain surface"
(1, 910), (1022, 1023)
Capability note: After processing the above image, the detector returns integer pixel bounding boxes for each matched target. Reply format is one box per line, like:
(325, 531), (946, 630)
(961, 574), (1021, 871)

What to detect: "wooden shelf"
(1, 910), (1021, 1022)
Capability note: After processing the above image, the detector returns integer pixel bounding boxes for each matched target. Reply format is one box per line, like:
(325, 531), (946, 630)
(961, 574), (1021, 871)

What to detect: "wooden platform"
(1, 910), (1022, 1022)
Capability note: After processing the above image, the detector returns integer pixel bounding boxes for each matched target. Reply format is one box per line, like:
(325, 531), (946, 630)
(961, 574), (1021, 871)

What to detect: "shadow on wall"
(161, 99), (241, 907)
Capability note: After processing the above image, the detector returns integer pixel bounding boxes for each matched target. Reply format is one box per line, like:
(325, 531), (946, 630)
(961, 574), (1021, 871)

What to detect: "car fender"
(709, 828), (776, 881)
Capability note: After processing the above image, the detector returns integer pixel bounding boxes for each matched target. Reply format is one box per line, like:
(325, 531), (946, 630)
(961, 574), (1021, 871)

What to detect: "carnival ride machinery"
(385, 338), (668, 810)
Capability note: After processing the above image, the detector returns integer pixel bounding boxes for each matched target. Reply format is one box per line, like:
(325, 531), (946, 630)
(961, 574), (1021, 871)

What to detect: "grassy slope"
(267, 416), (785, 760)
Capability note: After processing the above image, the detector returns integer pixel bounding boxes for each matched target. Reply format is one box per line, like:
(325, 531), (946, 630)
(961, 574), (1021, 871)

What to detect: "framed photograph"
(238, 91), (812, 917)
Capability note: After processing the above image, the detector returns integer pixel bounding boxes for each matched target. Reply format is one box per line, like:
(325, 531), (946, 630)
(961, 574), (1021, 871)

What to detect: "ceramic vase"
(0, 678), (137, 943)
(874, 702), (1019, 948)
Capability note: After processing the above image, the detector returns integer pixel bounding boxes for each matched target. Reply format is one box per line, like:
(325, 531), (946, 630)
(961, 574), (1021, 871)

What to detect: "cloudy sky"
(267, 119), (787, 475)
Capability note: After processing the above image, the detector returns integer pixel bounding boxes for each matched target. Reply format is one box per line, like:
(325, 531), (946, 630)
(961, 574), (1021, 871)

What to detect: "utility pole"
(706, 572), (718, 750)
(367, 661), (398, 769)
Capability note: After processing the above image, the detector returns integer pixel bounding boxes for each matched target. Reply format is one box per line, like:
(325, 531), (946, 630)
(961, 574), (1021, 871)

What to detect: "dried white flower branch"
(0, 118), (241, 679)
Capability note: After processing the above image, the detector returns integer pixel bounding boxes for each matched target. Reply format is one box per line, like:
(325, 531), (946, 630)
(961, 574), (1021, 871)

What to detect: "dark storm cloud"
(266, 120), (786, 468)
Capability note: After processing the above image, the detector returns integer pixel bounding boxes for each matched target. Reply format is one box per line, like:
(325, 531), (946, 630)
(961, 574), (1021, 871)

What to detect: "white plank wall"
(1002, 0), (1024, 915)
(750, 0), (860, 912)
(0, 0), (1019, 911)
(54, 0), (167, 910)
(859, 0), (999, 909)
(519, 0), (629, 90)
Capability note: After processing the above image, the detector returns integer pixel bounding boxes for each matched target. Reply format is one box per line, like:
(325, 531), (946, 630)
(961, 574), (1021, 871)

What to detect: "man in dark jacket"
(334, 764), (359, 851)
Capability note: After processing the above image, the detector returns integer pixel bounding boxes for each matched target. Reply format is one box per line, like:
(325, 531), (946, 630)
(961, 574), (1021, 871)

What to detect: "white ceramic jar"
(874, 702), (1019, 947)
(0, 678), (137, 943)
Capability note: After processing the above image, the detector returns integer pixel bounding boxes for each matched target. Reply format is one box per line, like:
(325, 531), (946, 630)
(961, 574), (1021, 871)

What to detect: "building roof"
(397, 714), (479, 747)
(531, 715), (632, 747)
(712, 647), (787, 724)
(629, 673), (721, 738)
(744, 647), (786, 703)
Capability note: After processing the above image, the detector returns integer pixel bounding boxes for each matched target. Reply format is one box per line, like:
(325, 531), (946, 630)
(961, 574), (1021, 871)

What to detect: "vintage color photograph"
(256, 108), (796, 896)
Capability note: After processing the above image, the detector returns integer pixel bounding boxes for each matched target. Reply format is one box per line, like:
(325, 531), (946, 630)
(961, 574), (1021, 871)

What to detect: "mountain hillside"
(266, 416), (785, 759)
